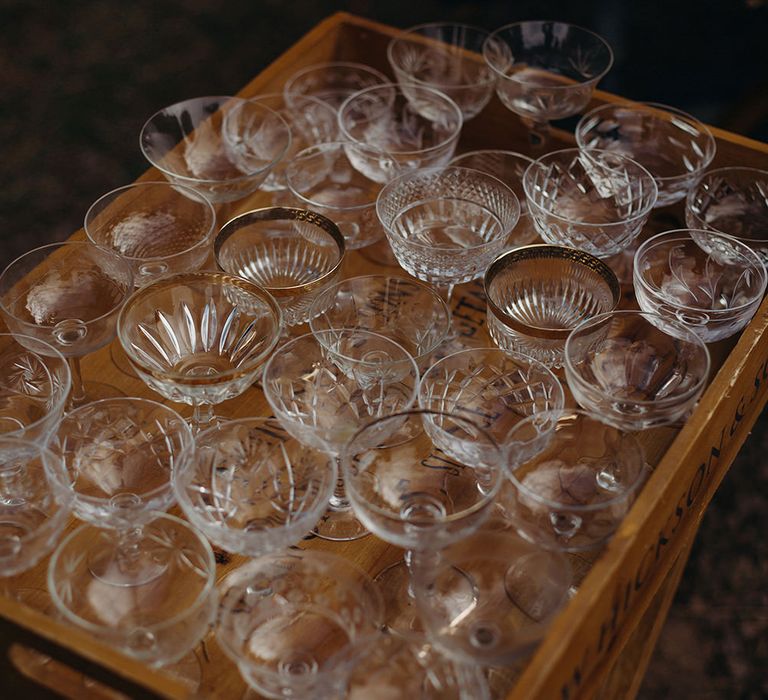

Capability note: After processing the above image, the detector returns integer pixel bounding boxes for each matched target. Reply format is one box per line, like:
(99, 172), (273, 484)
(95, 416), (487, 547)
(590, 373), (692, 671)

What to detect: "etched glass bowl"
(633, 229), (767, 342)
(0, 334), (71, 443)
(225, 93), (338, 192)
(174, 417), (336, 556)
(215, 207), (345, 326)
(564, 310), (711, 430)
(483, 21), (612, 137)
(419, 348), (565, 469)
(484, 245), (621, 368)
(84, 181), (217, 287)
(376, 166), (520, 297)
(308, 274), (451, 368)
(0, 437), (72, 578)
(117, 271), (282, 429)
(284, 141), (388, 250)
(686, 166), (768, 264)
(140, 96), (291, 204)
(338, 83), (463, 183)
(283, 61), (389, 111)
(48, 513), (217, 666)
(576, 102), (716, 207)
(503, 409), (648, 551)
(387, 23), (496, 120)
(217, 551), (383, 700)
(450, 149), (538, 247)
(523, 148), (658, 257)
(412, 526), (572, 666)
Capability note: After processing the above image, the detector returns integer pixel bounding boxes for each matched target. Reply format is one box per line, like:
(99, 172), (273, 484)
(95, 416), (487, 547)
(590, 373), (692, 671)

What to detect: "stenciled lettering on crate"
(452, 282), (487, 338)
(557, 353), (768, 700)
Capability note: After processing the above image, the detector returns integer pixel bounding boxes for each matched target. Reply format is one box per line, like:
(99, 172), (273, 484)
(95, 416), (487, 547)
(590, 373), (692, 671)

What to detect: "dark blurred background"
(2, 1), (768, 697)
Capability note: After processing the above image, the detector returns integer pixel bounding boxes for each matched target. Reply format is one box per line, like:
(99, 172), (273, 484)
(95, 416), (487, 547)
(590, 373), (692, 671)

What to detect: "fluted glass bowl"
(576, 102), (716, 207)
(174, 417), (336, 556)
(140, 96), (291, 204)
(376, 166), (520, 290)
(84, 181), (216, 287)
(685, 166), (768, 264)
(215, 207), (345, 326)
(523, 148), (658, 257)
(283, 61), (389, 111)
(633, 229), (767, 342)
(338, 83), (463, 183)
(117, 271), (282, 410)
(387, 23), (496, 120)
(564, 310), (711, 430)
(484, 245), (621, 368)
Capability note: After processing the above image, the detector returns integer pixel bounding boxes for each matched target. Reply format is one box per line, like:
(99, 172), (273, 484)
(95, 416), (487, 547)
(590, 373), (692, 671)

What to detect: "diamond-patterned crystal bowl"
(140, 96), (291, 204)
(633, 229), (767, 342)
(338, 83), (463, 183)
(418, 347), (565, 468)
(686, 166), (768, 264)
(376, 166), (520, 288)
(564, 310), (711, 430)
(576, 102), (716, 207)
(117, 272), (282, 409)
(484, 244), (621, 368)
(387, 23), (496, 120)
(523, 148), (658, 257)
(215, 207), (345, 326)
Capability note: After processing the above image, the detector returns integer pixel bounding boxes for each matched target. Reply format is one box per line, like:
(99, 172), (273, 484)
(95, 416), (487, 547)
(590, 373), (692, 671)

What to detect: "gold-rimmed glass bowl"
(215, 207), (345, 327)
(484, 244), (621, 368)
(84, 181), (217, 287)
(117, 271), (282, 430)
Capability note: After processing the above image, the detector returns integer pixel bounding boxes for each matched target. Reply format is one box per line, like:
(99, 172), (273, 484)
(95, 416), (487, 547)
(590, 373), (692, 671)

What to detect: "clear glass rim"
(45, 397), (193, 512)
(387, 22), (497, 90)
(341, 408), (503, 523)
(139, 96), (292, 185)
(47, 511), (217, 637)
(117, 271), (283, 384)
(283, 60), (390, 101)
(84, 181), (217, 265)
(507, 408), (648, 511)
(338, 83), (464, 158)
(307, 273), (452, 360)
(0, 241), (134, 330)
(450, 148), (535, 170)
(563, 309), (711, 409)
(633, 229), (768, 315)
(575, 101), (717, 183)
(522, 148), (658, 228)
(0, 333), (72, 437)
(376, 166), (520, 251)
(483, 20), (614, 89)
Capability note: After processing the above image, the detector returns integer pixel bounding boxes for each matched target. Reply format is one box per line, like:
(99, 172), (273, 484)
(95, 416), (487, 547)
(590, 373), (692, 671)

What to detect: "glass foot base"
(87, 544), (168, 588)
(313, 507), (369, 542)
(374, 560), (423, 636)
(71, 381), (125, 407)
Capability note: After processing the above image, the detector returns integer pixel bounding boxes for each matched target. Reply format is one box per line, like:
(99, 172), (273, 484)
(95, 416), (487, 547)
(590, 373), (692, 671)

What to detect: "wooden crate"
(2, 11), (768, 699)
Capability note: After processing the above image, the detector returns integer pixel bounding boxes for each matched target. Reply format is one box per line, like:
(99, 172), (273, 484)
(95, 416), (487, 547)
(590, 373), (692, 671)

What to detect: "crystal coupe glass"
(0, 241), (133, 404)
(217, 550), (383, 700)
(376, 166), (520, 302)
(387, 23), (496, 120)
(483, 21), (613, 146)
(576, 102), (716, 207)
(84, 181), (217, 287)
(140, 96), (291, 205)
(523, 148), (658, 258)
(263, 329), (419, 541)
(0, 334), (71, 444)
(283, 61), (389, 111)
(118, 271), (281, 431)
(174, 417), (336, 557)
(564, 310), (711, 430)
(342, 409), (502, 634)
(44, 397), (193, 586)
(338, 83), (463, 183)
(215, 207), (345, 327)
(308, 274), (451, 369)
(686, 166), (768, 264)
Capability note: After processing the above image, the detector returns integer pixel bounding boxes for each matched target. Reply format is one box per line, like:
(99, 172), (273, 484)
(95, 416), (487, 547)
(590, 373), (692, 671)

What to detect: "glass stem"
(523, 119), (550, 149)
(191, 403), (215, 432)
(67, 357), (86, 405)
(327, 463), (350, 511)
(115, 526), (145, 573)
(404, 549), (440, 599)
